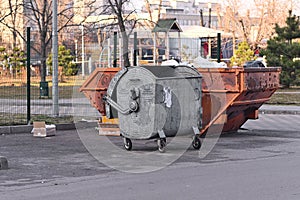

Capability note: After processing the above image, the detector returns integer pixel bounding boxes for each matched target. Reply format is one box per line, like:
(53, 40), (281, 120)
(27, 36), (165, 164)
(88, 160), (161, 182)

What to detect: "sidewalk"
(0, 98), (100, 117)
(259, 104), (300, 115)
(0, 104), (299, 135)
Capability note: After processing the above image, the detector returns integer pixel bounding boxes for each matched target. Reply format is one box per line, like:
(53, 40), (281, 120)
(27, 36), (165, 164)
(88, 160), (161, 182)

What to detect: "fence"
(0, 72), (100, 126)
(0, 30), (233, 126)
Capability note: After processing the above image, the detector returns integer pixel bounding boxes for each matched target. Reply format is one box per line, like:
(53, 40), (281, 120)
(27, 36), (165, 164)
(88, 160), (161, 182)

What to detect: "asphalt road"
(1, 114), (300, 200)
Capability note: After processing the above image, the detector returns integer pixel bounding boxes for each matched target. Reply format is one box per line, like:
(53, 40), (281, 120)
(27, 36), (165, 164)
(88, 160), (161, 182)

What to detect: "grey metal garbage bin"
(104, 65), (202, 152)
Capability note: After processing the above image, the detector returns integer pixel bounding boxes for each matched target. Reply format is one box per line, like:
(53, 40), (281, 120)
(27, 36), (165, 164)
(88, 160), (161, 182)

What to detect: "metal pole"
(75, 39), (78, 62)
(119, 37), (122, 68)
(113, 32), (117, 68)
(26, 27), (31, 124)
(153, 33), (156, 64)
(178, 32), (181, 61)
(133, 32), (137, 66)
(108, 34), (111, 67)
(52, 0), (59, 116)
(208, 3), (212, 28)
(88, 57), (92, 74)
(208, 37), (211, 59)
(217, 33), (221, 63)
(166, 32), (170, 59)
(81, 25), (85, 77)
(99, 47), (107, 68)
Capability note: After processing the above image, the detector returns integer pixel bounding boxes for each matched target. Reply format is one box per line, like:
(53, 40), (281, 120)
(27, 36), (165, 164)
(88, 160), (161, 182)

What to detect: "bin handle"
(103, 95), (133, 115)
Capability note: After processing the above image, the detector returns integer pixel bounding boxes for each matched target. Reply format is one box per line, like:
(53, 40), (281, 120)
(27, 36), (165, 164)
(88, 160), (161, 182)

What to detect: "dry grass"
(0, 75), (85, 99)
(267, 89), (300, 106)
(0, 113), (74, 126)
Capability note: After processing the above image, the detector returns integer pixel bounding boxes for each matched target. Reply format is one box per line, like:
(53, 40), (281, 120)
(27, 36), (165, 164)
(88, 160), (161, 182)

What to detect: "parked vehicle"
(243, 60), (266, 68)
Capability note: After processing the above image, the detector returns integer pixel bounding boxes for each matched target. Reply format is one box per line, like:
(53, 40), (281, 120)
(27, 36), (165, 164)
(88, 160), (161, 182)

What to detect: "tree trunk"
(121, 31), (130, 67)
(12, 31), (17, 49)
(118, 14), (130, 67)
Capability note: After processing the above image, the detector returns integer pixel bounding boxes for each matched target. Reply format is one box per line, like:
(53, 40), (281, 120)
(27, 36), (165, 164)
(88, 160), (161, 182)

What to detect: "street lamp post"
(52, 0), (59, 116)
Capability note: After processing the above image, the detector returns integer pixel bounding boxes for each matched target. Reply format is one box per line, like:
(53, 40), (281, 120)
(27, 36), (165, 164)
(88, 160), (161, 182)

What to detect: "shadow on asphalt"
(0, 128), (299, 187)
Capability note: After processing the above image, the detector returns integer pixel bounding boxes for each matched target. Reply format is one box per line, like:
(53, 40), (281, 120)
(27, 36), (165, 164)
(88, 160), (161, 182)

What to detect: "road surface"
(0, 114), (300, 200)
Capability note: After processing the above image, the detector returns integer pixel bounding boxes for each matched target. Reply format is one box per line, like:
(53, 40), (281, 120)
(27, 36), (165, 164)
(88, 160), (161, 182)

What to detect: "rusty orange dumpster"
(79, 66), (281, 134)
(198, 67), (281, 133)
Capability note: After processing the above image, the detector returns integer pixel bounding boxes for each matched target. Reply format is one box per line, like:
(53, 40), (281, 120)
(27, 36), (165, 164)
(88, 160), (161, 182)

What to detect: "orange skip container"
(80, 66), (281, 134)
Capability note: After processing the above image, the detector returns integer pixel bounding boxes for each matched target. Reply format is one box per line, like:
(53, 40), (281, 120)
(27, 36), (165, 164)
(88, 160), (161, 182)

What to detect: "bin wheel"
(157, 138), (166, 153)
(192, 135), (201, 150)
(123, 138), (132, 151)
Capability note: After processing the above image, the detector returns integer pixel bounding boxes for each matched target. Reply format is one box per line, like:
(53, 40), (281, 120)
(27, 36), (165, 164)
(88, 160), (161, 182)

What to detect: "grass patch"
(0, 75), (85, 99)
(267, 92), (300, 105)
(267, 87), (300, 105)
(30, 114), (75, 125)
(0, 86), (80, 99)
(0, 113), (75, 126)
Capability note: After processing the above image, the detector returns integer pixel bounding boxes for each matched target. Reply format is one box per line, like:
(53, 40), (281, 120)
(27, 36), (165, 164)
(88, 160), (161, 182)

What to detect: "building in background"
(141, 0), (221, 28)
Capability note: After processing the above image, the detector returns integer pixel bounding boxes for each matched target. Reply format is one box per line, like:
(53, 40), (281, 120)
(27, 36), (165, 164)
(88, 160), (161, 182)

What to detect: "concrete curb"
(259, 110), (300, 115)
(0, 125), (33, 135)
(0, 108), (299, 135)
(0, 121), (98, 135)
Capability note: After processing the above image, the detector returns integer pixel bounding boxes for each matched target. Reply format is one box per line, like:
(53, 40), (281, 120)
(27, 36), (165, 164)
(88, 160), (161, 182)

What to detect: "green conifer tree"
(47, 45), (77, 76)
(261, 11), (300, 87)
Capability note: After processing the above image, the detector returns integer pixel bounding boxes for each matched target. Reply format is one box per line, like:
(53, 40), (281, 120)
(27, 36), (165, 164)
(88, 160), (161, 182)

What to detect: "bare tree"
(221, 0), (290, 50)
(7, 0), (21, 48)
(144, 0), (163, 62)
(22, 0), (92, 82)
(23, 0), (54, 82)
(251, 0), (289, 48)
(0, 1), (14, 23)
(0, 0), (97, 82)
(0, 0), (23, 49)
(221, 1), (241, 53)
(104, 0), (138, 67)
